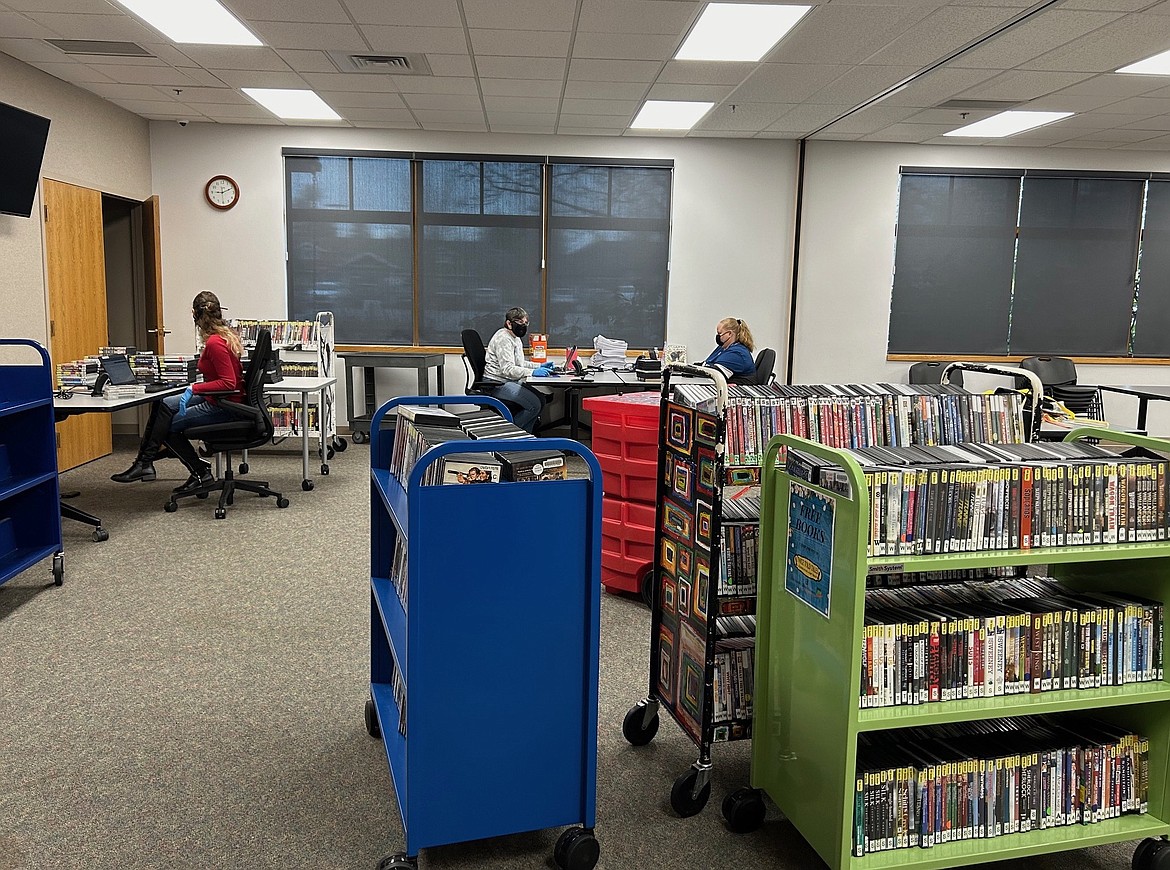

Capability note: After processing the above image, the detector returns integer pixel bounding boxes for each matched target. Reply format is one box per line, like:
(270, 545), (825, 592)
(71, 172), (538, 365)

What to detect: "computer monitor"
(99, 354), (137, 385)
(565, 345), (578, 369)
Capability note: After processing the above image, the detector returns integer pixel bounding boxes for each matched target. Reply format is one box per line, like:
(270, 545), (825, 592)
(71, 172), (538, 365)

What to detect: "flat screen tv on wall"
(0, 101), (51, 218)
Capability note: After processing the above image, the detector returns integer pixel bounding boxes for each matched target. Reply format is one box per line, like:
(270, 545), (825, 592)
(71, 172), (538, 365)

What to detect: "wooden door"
(140, 195), (166, 355)
(44, 179), (111, 471)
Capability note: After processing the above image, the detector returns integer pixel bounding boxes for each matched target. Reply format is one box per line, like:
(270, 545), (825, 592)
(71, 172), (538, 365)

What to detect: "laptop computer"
(92, 353), (139, 395)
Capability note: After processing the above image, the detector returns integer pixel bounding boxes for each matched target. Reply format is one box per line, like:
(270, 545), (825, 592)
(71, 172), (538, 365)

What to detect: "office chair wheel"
(333, 437), (348, 452)
(214, 508), (227, 520)
(197, 492), (209, 500)
(364, 695), (380, 738)
(352, 430), (367, 444)
(302, 479), (314, 491)
(554, 827), (599, 870)
(91, 527), (109, 543)
(325, 446), (336, 460)
(52, 552), (63, 586)
(375, 853), (416, 870)
(164, 501), (178, 513)
(722, 787), (766, 834)
(321, 463), (330, 475)
(239, 462), (249, 474)
(276, 497), (290, 508)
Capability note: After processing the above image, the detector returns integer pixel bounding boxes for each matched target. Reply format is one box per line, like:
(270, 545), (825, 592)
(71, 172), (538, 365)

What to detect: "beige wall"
(0, 52), (151, 347)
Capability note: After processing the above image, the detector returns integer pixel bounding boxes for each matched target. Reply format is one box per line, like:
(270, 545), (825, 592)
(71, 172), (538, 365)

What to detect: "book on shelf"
(232, 319), (316, 349)
(435, 454), (503, 485)
(853, 714), (1149, 855)
(713, 638), (754, 724)
(397, 404), (460, 426)
(496, 449), (566, 481)
(859, 575), (1163, 709)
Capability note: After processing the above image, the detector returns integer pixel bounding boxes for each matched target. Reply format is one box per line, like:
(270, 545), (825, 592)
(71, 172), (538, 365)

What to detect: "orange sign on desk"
(530, 333), (547, 362)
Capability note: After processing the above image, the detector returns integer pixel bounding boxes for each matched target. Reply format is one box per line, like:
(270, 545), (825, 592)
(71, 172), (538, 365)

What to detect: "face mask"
(511, 321), (528, 338)
(715, 333), (724, 346)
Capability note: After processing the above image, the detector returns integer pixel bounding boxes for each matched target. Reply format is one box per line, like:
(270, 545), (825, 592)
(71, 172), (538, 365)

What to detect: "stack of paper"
(590, 334), (627, 368)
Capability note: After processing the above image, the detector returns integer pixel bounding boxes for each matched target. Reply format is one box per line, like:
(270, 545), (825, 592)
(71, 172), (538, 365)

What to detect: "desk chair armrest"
(217, 398), (264, 424)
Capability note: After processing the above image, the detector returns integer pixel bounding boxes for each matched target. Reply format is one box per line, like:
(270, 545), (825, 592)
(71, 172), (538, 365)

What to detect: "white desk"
(263, 375), (338, 490)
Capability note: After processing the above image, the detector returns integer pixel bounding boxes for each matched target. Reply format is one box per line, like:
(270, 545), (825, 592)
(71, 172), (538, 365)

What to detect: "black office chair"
(908, 361), (964, 388)
(460, 329), (498, 396)
(752, 348), (776, 386)
(166, 329), (290, 518)
(1018, 356), (1105, 420)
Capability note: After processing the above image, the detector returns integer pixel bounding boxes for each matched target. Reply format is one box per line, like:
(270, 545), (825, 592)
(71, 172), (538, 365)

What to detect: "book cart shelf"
(728, 426), (1170, 870)
(0, 340), (63, 588)
(622, 365), (761, 818)
(364, 395), (604, 870)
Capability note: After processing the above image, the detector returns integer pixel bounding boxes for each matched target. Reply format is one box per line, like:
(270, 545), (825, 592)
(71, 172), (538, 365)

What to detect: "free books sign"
(785, 482), (834, 619)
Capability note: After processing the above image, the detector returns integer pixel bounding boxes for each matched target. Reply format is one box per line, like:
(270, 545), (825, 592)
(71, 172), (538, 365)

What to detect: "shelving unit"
(731, 427), (1170, 869)
(622, 364), (761, 817)
(365, 394), (604, 870)
(0, 340), (63, 587)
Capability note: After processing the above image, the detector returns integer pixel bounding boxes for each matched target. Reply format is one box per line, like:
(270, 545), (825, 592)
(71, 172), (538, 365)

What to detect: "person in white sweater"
(483, 306), (554, 432)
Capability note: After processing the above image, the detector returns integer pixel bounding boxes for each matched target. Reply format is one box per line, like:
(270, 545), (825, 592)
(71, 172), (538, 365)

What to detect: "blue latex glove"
(178, 387), (194, 414)
(530, 368), (550, 378)
(539, 361), (556, 370)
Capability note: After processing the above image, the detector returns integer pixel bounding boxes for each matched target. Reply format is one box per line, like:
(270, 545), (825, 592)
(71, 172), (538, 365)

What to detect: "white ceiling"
(5, 0), (1170, 148)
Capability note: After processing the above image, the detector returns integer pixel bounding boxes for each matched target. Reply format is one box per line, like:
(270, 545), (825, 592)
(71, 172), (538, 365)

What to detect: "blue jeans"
(162, 393), (237, 432)
(490, 381), (544, 433)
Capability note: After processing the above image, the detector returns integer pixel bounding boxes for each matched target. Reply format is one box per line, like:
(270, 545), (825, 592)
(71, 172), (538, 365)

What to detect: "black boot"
(173, 461), (214, 494)
(111, 401), (175, 483)
(166, 435), (214, 493)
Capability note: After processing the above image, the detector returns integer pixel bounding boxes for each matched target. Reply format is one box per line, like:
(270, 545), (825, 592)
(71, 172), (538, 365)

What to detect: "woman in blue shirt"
(703, 317), (756, 381)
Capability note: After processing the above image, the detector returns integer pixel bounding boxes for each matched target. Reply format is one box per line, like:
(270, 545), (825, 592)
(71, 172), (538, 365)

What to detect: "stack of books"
(160, 355), (198, 385)
(55, 358), (98, 390)
(233, 319), (315, 349)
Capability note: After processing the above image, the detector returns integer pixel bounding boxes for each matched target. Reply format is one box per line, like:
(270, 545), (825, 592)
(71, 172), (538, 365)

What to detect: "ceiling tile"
(564, 80), (647, 99)
(176, 45), (291, 71)
(1068, 127), (1165, 142)
(479, 78), (564, 98)
(551, 112), (631, 126)
(1051, 110), (1151, 127)
(773, 5), (930, 66)
(426, 120), (489, 131)
(462, 0), (577, 31)
(646, 82), (732, 101)
(35, 61), (117, 84)
(469, 29), (570, 57)
(350, 118), (421, 128)
(0, 36), (71, 63)
(1023, 92), (1138, 112)
(693, 102), (787, 131)
(487, 110), (557, 126)
(863, 5), (1023, 67)
(0, 10), (57, 37)
(274, 48), (338, 73)
(426, 53), (475, 76)
(401, 92), (483, 110)
(691, 129), (758, 137)
(85, 81), (180, 100)
(1117, 134), (1170, 150)
(358, 25), (469, 54)
(493, 123), (558, 133)
(391, 76), (478, 94)
(947, 11), (1123, 70)
(1044, 73), (1164, 98)
(23, 11), (160, 42)
(1023, 15), (1170, 73)
(114, 101), (204, 118)
(578, 0), (700, 35)
(335, 107), (419, 124)
(179, 103), (273, 119)
(482, 95), (559, 112)
(571, 31), (678, 61)
(557, 125), (625, 135)
(957, 69), (1096, 101)
(301, 71), (406, 92)
(730, 63), (853, 104)
(220, 0), (351, 23)
(822, 104), (922, 134)
(317, 90), (407, 108)
(1124, 114), (1170, 131)
(877, 66), (1002, 108)
(411, 108), (488, 123)
(213, 115), (285, 125)
(215, 69), (310, 88)
(79, 64), (203, 86)
(656, 60), (755, 85)
(6, 0), (116, 13)
(249, 21), (368, 51)
(154, 85), (248, 103)
(1058, 0), (1155, 11)
(559, 97), (640, 115)
(1095, 96), (1170, 115)
(567, 57), (660, 82)
(857, 122), (956, 141)
(808, 65), (917, 105)
(478, 55), (566, 79)
(343, 0), (463, 27)
(141, 43), (201, 67)
(766, 102), (853, 132)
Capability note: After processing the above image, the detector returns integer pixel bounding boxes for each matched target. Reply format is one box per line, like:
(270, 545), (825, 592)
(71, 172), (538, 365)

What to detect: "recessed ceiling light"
(1117, 49), (1170, 75)
(943, 110), (1073, 138)
(675, 3), (812, 62)
(242, 88), (341, 121)
(113, 0), (261, 45)
(630, 100), (715, 130)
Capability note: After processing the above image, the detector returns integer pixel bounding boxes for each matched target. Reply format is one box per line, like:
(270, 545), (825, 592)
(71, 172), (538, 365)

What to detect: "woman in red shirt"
(112, 291), (244, 492)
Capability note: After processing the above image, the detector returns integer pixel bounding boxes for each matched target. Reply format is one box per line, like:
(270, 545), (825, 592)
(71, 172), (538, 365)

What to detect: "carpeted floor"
(0, 445), (1143, 869)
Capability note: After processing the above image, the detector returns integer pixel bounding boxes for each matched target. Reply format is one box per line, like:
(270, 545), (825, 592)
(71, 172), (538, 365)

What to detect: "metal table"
(338, 351), (446, 443)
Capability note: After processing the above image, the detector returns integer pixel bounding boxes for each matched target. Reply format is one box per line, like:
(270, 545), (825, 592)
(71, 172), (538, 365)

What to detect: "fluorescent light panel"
(1118, 49), (1170, 75)
(630, 100), (714, 130)
(113, 0), (261, 45)
(675, 3), (812, 62)
(243, 88), (341, 120)
(943, 110), (1073, 138)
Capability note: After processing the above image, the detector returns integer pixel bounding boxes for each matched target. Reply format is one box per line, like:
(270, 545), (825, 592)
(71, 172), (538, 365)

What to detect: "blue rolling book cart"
(0, 339), (63, 588)
(365, 395), (603, 870)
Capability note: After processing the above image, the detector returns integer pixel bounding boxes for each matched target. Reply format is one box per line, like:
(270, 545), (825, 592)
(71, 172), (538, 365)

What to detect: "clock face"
(205, 175), (239, 210)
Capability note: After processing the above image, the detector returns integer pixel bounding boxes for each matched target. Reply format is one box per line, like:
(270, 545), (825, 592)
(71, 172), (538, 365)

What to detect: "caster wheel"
(671, 768), (711, 817)
(622, 703), (660, 746)
(321, 463), (330, 475)
(326, 447), (336, 460)
(197, 491), (209, 500)
(239, 462), (249, 475)
(375, 853), (415, 870)
(1133, 838), (1170, 870)
(364, 696), (381, 738)
(334, 437), (348, 452)
(554, 827), (599, 870)
(214, 508), (227, 520)
(722, 787), (766, 833)
(276, 497), (290, 508)
(52, 552), (63, 587)
(302, 479), (314, 491)
(92, 527), (109, 543)
(352, 430), (367, 444)
(638, 566), (654, 608)
(164, 501), (178, 513)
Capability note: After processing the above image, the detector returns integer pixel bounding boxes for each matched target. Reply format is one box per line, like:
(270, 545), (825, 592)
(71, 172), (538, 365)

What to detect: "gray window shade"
(417, 160), (542, 345)
(286, 155), (412, 344)
(1010, 177), (1142, 356)
(1134, 180), (1170, 357)
(888, 174), (1020, 354)
(547, 165), (670, 349)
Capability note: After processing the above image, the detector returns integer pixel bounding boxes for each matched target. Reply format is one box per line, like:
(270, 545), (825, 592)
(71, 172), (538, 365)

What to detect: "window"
(888, 167), (1165, 359)
(285, 150), (672, 349)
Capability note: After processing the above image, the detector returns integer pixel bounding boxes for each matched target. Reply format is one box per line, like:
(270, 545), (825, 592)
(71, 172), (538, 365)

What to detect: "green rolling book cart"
(727, 427), (1170, 870)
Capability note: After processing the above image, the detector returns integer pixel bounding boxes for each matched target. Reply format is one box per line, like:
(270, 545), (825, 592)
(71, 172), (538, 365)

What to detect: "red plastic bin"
(582, 393), (660, 504)
(601, 495), (655, 594)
